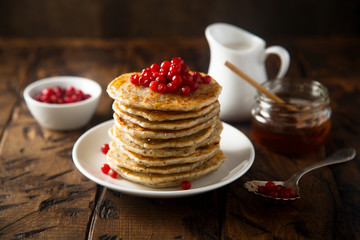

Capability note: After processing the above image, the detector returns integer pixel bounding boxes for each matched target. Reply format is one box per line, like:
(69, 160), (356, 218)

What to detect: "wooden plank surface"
(0, 37), (359, 239)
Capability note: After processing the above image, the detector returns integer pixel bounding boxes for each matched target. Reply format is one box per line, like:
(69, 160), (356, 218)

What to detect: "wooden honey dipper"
(224, 61), (286, 103)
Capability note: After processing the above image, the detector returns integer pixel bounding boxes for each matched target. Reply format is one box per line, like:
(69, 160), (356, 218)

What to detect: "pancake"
(112, 122), (216, 149)
(113, 112), (218, 139)
(107, 144), (208, 174)
(108, 120), (222, 157)
(108, 151), (226, 188)
(113, 101), (220, 130)
(109, 140), (220, 166)
(107, 73), (222, 111)
(114, 100), (220, 122)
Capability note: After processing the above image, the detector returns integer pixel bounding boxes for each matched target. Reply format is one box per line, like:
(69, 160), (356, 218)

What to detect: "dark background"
(0, 0), (359, 39)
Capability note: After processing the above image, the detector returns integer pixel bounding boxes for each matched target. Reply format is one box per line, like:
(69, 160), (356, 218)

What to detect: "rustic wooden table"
(0, 37), (359, 240)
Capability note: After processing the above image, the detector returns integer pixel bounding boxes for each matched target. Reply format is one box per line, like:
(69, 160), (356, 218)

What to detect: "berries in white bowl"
(23, 76), (102, 131)
(34, 85), (92, 104)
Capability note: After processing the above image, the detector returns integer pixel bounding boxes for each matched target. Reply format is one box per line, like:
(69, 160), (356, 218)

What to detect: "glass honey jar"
(251, 78), (331, 155)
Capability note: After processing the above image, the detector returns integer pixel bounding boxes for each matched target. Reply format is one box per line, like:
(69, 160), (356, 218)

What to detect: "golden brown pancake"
(112, 141), (221, 166)
(111, 121), (216, 149)
(107, 143), (208, 174)
(108, 151), (226, 188)
(108, 121), (222, 157)
(114, 100), (220, 122)
(113, 100), (220, 130)
(107, 73), (222, 111)
(113, 112), (218, 140)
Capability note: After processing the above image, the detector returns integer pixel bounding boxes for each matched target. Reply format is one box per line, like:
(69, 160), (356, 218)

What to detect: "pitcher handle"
(264, 46), (290, 79)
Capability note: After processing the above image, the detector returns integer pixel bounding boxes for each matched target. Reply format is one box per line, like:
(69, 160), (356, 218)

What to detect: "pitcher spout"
(205, 22), (265, 54)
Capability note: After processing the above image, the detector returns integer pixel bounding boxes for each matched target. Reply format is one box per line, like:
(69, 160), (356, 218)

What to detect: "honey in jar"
(251, 78), (331, 155)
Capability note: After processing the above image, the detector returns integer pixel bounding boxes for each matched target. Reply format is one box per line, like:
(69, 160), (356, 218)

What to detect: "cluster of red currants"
(34, 86), (91, 104)
(257, 181), (296, 199)
(100, 144), (117, 178)
(129, 57), (211, 95)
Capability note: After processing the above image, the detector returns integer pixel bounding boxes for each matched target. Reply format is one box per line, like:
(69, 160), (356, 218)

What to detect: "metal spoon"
(244, 148), (356, 201)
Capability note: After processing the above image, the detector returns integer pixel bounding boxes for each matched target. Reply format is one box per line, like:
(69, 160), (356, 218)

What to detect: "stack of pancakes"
(106, 72), (226, 188)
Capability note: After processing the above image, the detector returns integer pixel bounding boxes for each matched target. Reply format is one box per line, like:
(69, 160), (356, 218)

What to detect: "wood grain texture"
(0, 0), (359, 38)
(0, 37), (359, 239)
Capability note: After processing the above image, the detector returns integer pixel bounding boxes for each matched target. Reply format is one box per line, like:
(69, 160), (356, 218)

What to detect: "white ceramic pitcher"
(205, 23), (290, 121)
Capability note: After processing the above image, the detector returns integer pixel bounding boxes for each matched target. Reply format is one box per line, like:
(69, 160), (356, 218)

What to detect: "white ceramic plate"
(72, 120), (255, 198)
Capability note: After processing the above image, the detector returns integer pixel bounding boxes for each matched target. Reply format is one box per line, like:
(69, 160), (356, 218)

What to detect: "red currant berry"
(203, 75), (212, 84)
(101, 143), (110, 154)
(64, 96), (74, 103)
(42, 87), (54, 97)
(269, 191), (279, 198)
(192, 71), (202, 83)
(172, 75), (183, 86)
(83, 94), (91, 100)
(130, 74), (140, 85)
(159, 70), (167, 77)
(258, 186), (267, 195)
(50, 94), (58, 103)
(169, 64), (182, 76)
(72, 94), (81, 102)
(273, 185), (282, 192)
(101, 164), (110, 174)
(156, 75), (167, 84)
(181, 86), (191, 95)
(35, 95), (41, 101)
(181, 64), (190, 74)
(142, 71), (152, 79)
(286, 188), (296, 198)
(265, 181), (275, 191)
(190, 82), (199, 92)
(141, 67), (151, 76)
(160, 61), (171, 71)
(167, 82), (178, 93)
(75, 89), (84, 97)
(279, 189), (290, 198)
(150, 72), (159, 81)
(157, 83), (167, 94)
(149, 80), (160, 92)
(167, 71), (174, 80)
(53, 86), (63, 96)
(110, 170), (118, 178)
(182, 73), (193, 86)
(159, 68), (168, 76)
(171, 57), (184, 65)
(66, 86), (76, 95)
(181, 180), (191, 190)
(150, 63), (160, 73)
(139, 76), (151, 87)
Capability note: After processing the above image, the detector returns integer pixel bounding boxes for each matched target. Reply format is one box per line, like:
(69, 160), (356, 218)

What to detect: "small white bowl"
(24, 76), (102, 131)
